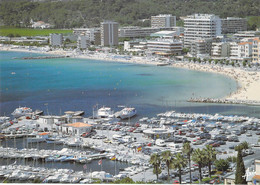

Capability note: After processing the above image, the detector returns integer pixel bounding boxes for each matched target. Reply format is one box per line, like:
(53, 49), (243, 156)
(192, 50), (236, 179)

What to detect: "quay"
(187, 98), (260, 106)
(20, 55), (70, 60)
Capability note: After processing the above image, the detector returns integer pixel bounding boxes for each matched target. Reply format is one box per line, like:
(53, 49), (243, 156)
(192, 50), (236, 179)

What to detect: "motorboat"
(118, 107), (137, 119)
(11, 107), (32, 118)
(96, 106), (114, 118)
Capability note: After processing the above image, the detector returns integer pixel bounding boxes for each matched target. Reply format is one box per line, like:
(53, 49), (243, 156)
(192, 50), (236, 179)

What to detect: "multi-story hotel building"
(151, 14), (176, 28)
(100, 21), (118, 46)
(147, 39), (183, 55)
(221, 17), (247, 34)
(252, 37), (260, 63)
(190, 38), (213, 57)
(119, 26), (183, 38)
(184, 14), (222, 48)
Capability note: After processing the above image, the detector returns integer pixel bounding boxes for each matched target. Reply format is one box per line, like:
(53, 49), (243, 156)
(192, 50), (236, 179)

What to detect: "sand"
(1, 45), (260, 102)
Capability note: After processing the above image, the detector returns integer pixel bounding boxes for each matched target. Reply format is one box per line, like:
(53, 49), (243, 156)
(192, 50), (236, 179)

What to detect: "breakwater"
(188, 98), (260, 106)
(20, 56), (69, 60)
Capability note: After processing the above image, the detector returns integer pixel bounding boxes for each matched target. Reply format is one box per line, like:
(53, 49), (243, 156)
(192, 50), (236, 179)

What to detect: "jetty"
(187, 98), (260, 106)
(20, 56), (70, 60)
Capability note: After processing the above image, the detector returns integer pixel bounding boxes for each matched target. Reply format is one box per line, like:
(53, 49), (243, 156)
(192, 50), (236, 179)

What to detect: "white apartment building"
(190, 38), (213, 57)
(101, 21), (118, 46)
(238, 41), (252, 58)
(119, 27), (161, 38)
(184, 14), (222, 48)
(221, 17), (247, 34)
(147, 39), (182, 56)
(234, 31), (260, 41)
(77, 35), (89, 49)
(49, 33), (63, 46)
(73, 28), (101, 45)
(211, 42), (230, 58)
(229, 42), (239, 58)
(151, 14), (176, 28)
(229, 41), (253, 62)
(252, 37), (260, 63)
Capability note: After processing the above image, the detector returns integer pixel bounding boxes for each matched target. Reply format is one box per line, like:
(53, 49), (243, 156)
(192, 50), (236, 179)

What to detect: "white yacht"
(11, 107), (32, 118)
(118, 107), (137, 119)
(96, 106), (114, 118)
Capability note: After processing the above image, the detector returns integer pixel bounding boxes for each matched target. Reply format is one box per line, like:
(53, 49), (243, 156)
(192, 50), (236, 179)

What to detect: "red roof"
(66, 122), (92, 128)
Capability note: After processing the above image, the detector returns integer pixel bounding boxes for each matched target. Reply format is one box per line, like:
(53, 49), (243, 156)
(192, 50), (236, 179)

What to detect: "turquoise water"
(1, 51), (259, 118)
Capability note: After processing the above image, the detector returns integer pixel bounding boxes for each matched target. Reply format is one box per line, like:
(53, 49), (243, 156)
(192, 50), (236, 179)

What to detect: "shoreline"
(1, 45), (260, 102)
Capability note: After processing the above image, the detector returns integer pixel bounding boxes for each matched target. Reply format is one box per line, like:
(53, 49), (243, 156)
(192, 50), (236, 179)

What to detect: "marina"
(0, 104), (260, 182)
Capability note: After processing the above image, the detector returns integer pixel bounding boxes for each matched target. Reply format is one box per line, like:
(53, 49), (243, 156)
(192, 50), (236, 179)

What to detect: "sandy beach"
(172, 62), (260, 102)
(1, 45), (260, 102)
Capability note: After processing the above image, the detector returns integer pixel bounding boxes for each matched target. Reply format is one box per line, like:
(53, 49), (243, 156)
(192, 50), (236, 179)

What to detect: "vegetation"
(0, 26), (72, 36)
(172, 153), (187, 183)
(192, 148), (206, 183)
(149, 153), (161, 181)
(182, 142), (193, 182)
(235, 149), (247, 184)
(161, 150), (173, 180)
(204, 145), (217, 178)
(235, 141), (249, 151)
(214, 159), (230, 172)
(0, 0), (259, 29)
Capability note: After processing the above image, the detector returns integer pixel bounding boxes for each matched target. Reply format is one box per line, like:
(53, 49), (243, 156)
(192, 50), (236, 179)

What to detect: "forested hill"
(0, 0), (259, 28)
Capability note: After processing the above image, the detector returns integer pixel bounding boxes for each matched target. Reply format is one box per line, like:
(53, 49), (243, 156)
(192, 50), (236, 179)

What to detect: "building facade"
(77, 35), (89, 49)
(119, 27), (161, 38)
(221, 17), (247, 34)
(253, 37), (260, 63)
(190, 38), (213, 57)
(184, 14), (222, 48)
(49, 33), (63, 46)
(101, 21), (118, 46)
(73, 28), (101, 45)
(147, 39), (183, 56)
(151, 14), (176, 28)
(211, 42), (230, 58)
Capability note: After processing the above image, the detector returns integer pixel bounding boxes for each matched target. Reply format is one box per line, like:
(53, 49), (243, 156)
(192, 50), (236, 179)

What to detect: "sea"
(1, 51), (260, 118)
(1, 50), (260, 176)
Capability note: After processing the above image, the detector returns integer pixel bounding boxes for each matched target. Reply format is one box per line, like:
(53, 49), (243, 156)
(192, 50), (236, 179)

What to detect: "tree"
(192, 148), (206, 183)
(226, 60), (230, 65)
(231, 61), (235, 67)
(182, 48), (189, 54)
(204, 145), (216, 177)
(235, 141), (249, 151)
(182, 142), (193, 182)
(214, 159), (230, 172)
(243, 61), (247, 67)
(172, 153), (187, 183)
(149, 153), (161, 180)
(161, 150), (173, 180)
(235, 149), (247, 184)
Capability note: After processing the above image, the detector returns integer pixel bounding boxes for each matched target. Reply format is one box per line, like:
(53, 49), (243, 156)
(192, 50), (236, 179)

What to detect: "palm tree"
(182, 142), (193, 182)
(161, 150), (173, 180)
(204, 145), (217, 177)
(172, 153), (187, 183)
(149, 153), (162, 180)
(192, 148), (206, 183)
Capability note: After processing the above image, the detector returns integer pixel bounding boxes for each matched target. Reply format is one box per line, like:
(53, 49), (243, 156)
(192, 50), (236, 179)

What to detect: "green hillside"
(0, 0), (259, 29)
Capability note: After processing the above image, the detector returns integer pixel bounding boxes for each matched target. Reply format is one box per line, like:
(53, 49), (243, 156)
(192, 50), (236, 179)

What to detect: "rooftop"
(66, 122), (92, 128)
